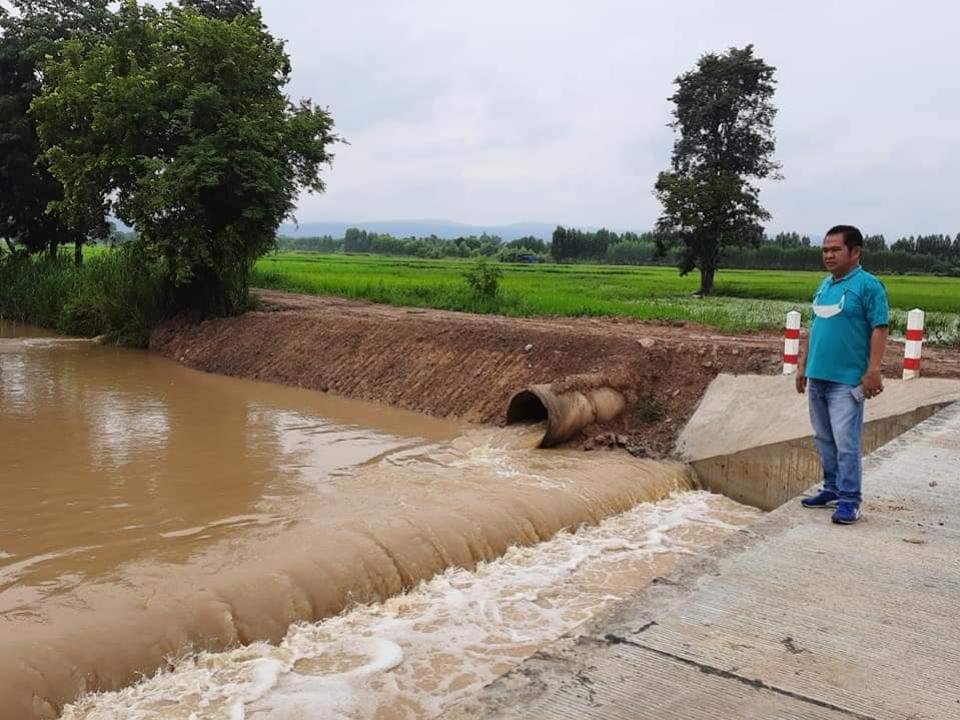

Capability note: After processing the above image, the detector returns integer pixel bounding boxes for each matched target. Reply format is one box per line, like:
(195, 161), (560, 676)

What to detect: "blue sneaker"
(832, 502), (861, 525)
(801, 490), (839, 509)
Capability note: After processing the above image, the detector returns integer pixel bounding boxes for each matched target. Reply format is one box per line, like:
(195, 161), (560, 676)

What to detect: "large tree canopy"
(655, 45), (780, 295)
(33, 0), (339, 313)
(0, 0), (113, 258)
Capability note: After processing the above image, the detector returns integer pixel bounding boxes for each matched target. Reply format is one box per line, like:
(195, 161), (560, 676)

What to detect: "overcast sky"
(260, 2), (954, 235)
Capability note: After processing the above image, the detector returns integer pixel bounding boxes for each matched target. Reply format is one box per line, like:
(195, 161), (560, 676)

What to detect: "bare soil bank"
(151, 291), (960, 455)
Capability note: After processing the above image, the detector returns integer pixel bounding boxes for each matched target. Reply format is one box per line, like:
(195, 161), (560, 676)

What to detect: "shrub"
(637, 395), (665, 423)
(463, 259), (503, 301)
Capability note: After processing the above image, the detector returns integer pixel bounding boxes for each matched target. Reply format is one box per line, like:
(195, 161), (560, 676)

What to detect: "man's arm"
(795, 334), (807, 394)
(862, 326), (888, 398)
(862, 278), (890, 399)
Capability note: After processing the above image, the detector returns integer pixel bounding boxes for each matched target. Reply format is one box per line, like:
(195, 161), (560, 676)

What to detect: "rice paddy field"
(252, 253), (960, 345)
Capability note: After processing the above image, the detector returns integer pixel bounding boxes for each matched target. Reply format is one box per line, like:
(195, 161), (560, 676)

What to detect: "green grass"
(252, 253), (960, 346)
(7, 248), (955, 346)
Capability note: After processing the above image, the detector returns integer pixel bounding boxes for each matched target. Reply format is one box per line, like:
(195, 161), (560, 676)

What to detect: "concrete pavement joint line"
(600, 633), (880, 720)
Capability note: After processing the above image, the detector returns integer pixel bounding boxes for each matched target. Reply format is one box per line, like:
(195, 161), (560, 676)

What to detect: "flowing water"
(0, 323), (760, 719)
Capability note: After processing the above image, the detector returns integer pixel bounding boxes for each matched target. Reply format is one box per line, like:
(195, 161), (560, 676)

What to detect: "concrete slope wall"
(692, 403), (947, 510)
(677, 374), (960, 510)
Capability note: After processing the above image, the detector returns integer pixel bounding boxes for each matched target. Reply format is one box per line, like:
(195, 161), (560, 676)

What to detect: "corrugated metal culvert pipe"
(505, 383), (626, 448)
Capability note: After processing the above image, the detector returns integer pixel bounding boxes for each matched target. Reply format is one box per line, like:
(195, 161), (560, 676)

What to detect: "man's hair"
(825, 225), (863, 251)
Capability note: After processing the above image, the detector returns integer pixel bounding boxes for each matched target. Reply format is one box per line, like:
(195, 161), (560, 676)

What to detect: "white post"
(902, 308), (924, 380)
(783, 310), (801, 375)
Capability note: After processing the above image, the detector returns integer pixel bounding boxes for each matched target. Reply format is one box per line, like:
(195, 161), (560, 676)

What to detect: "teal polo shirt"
(805, 265), (889, 387)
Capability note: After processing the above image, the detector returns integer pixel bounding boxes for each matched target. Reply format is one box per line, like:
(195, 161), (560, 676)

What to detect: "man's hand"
(795, 369), (807, 395)
(862, 368), (884, 399)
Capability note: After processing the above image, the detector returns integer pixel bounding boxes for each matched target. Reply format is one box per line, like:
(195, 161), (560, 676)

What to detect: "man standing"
(796, 225), (890, 525)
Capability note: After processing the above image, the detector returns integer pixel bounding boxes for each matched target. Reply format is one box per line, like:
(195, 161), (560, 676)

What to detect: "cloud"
(176, 1), (960, 236)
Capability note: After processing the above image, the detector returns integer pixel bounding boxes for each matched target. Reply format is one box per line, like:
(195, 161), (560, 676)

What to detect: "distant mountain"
(278, 219), (562, 241)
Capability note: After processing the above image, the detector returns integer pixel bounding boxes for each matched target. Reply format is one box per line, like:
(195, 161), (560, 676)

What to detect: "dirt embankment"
(150, 291), (960, 455)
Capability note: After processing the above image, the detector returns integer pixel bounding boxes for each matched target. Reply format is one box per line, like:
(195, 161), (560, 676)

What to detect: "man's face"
(821, 234), (859, 275)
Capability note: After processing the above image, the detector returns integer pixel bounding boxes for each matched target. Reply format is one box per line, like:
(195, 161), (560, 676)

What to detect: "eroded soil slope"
(151, 291), (960, 455)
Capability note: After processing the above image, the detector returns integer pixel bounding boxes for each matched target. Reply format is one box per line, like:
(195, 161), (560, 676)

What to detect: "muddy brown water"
(0, 323), (759, 719)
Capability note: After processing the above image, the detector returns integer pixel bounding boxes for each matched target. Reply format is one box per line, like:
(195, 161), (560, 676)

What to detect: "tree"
(0, 0), (113, 262)
(864, 234), (886, 252)
(33, 1), (339, 314)
(180, 0), (255, 21)
(891, 237), (916, 253)
(916, 233), (952, 258)
(551, 226), (569, 261)
(771, 231), (803, 248)
(654, 45), (780, 295)
(344, 227), (375, 253)
(506, 235), (548, 254)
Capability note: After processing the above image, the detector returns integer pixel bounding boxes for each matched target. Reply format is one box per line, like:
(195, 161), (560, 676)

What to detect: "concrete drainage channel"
(450, 374), (960, 719)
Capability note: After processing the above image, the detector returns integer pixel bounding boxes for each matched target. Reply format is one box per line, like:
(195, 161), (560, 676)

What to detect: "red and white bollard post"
(902, 308), (924, 380)
(783, 310), (801, 375)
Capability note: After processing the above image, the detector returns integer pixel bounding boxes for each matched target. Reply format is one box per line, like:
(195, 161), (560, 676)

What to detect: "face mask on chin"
(813, 289), (846, 319)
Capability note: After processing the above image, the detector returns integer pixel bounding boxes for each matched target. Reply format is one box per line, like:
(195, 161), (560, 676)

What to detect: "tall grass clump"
(0, 251), (80, 325)
(0, 247), (172, 346)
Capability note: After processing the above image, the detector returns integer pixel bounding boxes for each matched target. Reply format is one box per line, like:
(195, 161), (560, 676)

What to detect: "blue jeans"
(808, 379), (865, 506)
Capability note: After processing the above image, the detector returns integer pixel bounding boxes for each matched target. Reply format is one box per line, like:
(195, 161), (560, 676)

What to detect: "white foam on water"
(0, 336), (91, 350)
(63, 491), (758, 720)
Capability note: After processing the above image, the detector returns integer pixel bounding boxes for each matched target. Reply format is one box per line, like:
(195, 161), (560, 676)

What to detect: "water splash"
(63, 492), (758, 720)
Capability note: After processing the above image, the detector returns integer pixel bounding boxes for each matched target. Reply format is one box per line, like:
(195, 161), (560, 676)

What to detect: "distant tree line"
(274, 226), (960, 275)
(889, 233), (959, 258)
(276, 228), (549, 262)
(723, 232), (960, 275)
(549, 226), (960, 276)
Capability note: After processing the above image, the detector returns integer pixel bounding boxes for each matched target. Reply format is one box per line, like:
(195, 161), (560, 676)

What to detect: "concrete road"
(445, 403), (960, 720)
